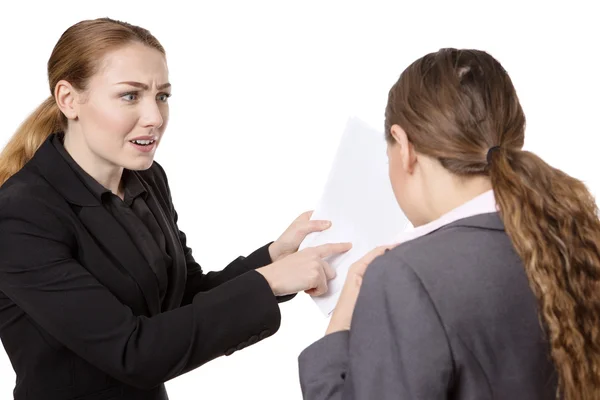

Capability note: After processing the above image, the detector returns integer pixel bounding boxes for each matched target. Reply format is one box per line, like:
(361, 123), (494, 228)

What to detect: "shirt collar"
(53, 132), (147, 204)
(393, 190), (498, 244)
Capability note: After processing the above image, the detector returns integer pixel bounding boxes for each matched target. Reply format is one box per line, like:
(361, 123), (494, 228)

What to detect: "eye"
(157, 93), (171, 103)
(121, 92), (138, 101)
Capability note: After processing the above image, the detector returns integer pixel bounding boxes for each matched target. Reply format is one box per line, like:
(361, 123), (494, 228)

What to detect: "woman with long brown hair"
(299, 48), (599, 399)
(0, 17), (351, 399)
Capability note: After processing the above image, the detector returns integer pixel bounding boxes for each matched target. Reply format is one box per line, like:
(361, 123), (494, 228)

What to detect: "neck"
(63, 131), (123, 196)
(420, 165), (493, 224)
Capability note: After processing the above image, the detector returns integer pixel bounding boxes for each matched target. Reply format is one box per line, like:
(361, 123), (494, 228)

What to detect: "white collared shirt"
(393, 190), (498, 245)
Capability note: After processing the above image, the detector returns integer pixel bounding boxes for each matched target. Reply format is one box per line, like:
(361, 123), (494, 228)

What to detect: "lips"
(129, 140), (157, 153)
(130, 139), (155, 145)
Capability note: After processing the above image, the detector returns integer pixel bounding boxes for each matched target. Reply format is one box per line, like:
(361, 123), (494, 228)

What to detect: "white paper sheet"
(299, 117), (409, 316)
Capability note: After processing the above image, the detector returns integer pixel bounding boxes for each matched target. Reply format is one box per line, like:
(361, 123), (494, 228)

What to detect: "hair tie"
(486, 146), (501, 165)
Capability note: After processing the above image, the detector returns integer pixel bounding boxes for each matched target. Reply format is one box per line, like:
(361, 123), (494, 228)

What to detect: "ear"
(390, 124), (418, 174)
(54, 80), (80, 121)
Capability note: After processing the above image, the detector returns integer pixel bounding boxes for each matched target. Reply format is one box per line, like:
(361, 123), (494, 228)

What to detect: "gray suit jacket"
(298, 212), (557, 399)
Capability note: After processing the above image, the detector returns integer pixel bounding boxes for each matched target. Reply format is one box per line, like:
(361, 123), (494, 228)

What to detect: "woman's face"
(63, 42), (171, 172)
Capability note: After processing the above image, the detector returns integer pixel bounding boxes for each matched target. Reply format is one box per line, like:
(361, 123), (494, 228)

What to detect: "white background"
(0, 1), (598, 398)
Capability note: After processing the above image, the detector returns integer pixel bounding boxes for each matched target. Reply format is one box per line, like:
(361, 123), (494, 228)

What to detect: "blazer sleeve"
(298, 254), (454, 399)
(152, 162), (295, 305)
(176, 206), (276, 305)
(0, 194), (281, 390)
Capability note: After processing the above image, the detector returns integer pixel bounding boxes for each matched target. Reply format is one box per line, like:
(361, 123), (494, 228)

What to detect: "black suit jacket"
(0, 134), (290, 399)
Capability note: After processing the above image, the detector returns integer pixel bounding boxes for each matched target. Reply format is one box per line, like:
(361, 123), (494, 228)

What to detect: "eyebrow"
(116, 81), (171, 90)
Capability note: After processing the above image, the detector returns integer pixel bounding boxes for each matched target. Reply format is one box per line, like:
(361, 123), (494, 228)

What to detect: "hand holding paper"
(298, 117), (409, 316)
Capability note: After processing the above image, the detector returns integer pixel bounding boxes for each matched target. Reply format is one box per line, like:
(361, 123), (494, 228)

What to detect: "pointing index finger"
(315, 242), (353, 258)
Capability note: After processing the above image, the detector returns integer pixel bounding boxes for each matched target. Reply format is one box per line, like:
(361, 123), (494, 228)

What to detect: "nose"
(140, 98), (165, 129)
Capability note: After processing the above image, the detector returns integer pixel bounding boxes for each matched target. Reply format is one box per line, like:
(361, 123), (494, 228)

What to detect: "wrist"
(326, 315), (350, 335)
(325, 283), (359, 335)
(268, 242), (281, 263)
(256, 265), (280, 296)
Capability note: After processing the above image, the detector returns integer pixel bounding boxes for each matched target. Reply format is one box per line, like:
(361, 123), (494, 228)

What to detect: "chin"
(124, 158), (155, 171)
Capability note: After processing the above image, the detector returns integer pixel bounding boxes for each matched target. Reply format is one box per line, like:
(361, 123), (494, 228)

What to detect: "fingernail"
(324, 221), (331, 227)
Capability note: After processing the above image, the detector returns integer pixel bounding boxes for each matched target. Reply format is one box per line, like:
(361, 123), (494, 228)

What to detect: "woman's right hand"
(256, 242), (352, 297)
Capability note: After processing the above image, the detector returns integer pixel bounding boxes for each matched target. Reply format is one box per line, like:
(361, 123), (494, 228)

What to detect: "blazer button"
(247, 335), (259, 345)
(225, 348), (235, 356)
(259, 330), (271, 340)
(236, 341), (247, 351)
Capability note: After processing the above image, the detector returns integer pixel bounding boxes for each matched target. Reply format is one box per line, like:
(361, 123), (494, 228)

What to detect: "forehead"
(93, 43), (169, 85)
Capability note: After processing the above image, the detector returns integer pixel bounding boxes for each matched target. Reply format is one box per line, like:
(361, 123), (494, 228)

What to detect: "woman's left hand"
(268, 211), (332, 263)
(326, 244), (396, 335)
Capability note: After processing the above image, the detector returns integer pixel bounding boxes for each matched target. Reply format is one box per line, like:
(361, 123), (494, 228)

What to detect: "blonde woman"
(0, 17), (350, 400)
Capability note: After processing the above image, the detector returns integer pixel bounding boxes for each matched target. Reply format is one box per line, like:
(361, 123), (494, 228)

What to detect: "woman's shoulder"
(0, 166), (72, 233)
(0, 164), (62, 207)
(382, 213), (513, 278)
(368, 213), (524, 314)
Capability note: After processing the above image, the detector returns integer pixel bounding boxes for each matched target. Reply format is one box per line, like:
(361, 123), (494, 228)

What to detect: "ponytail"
(490, 148), (600, 400)
(0, 96), (63, 186)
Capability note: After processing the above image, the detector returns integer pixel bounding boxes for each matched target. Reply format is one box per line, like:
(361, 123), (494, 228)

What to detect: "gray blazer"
(298, 212), (557, 399)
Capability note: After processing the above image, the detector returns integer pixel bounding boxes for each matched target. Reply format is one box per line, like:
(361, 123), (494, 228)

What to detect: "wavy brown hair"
(0, 17), (165, 186)
(385, 48), (600, 399)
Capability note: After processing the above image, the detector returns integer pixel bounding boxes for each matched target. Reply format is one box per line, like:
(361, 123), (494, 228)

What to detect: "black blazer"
(0, 134), (290, 400)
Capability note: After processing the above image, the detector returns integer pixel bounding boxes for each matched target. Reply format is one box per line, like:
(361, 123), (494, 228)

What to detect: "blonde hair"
(0, 17), (165, 186)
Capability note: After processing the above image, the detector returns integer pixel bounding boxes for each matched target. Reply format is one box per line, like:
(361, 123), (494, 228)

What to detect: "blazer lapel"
(140, 182), (186, 311)
(30, 134), (161, 316)
(77, 207), (161, 316)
